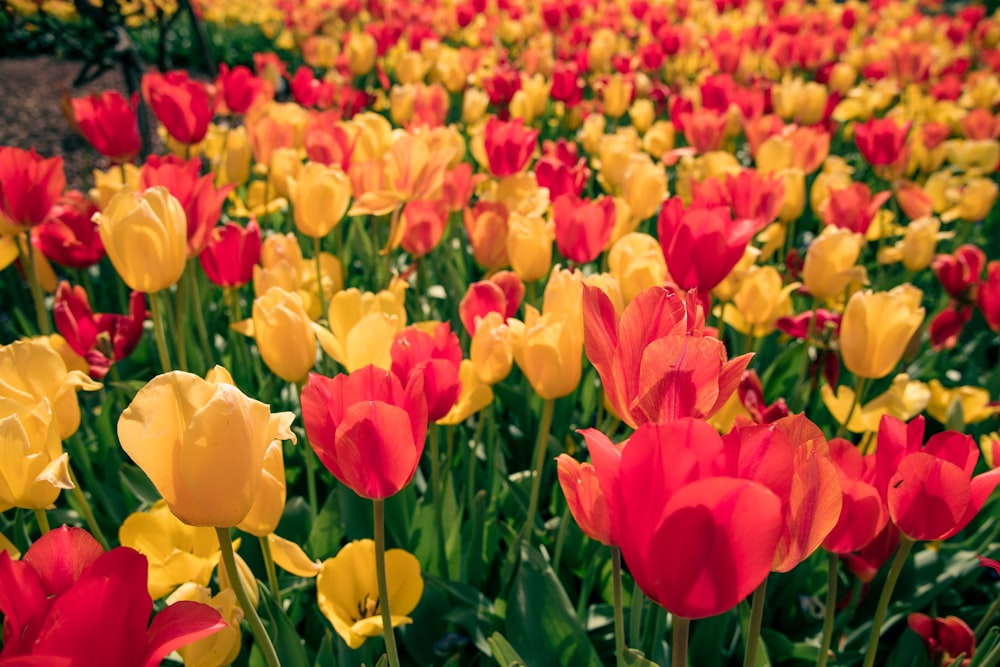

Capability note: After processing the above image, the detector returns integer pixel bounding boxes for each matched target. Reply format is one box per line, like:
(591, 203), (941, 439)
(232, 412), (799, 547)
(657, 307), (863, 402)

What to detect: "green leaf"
(118, 464), (160, 505)
(623, 648), (659, 666)
(688, 613), (735, 667)
(505, 543), (603, 667)
(258, 584), (310, 667)
(487, 632), (527, 666)
(306, 491), (345, 559)
(313, 633), (335, 667)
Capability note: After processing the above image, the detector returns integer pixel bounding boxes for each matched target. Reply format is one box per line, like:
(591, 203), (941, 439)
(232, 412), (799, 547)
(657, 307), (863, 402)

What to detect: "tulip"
(556, 453), (614, 546)
(818, 182), (891, 237)
(470, 311), (515, 385)
(840, 285), (925, 380)
(483, 117), (539, 177)
(727, 266), (798, 337)
(463, 201), (510, 271)
(118, 367), (296, 527)
(233, 287), (318, 382)
(89, 163), (140, 209)
(0, 526), (226, 665)
(167, 585), (243, 667)
(506, 211), (553, 282)
(929, 304), (972, 351)
(552, 194), (617, 264)
(53, 282), (146, 380)
(301, 365), (427, 499)
(977, 261), (1000, 332)
(607, 232), (668, 305)
(316, 539), (423, 649)
(933, 245), (985, 301)
(821, 374), (930, 434)
(854, 117), (911, 168)
(399, 199), (449, 257)
(70, 91), (141, 163)
(621, 156), (667, 224)
(0, 398), (71, 512)
(822, 437), (888, 554)
(0, 146), (65, 229)
(907, 614), (976, 666)
(288, 162), (352, 239)
(236, 441), (287, 538)
(96, 186), (187, 293)
(390, 323), (462, 422)
(801, 226), (867, 301)
(142, 70), (213, 145)
(317, 282), (408, 372)
(215, 63), (272, 115)
(31, 190), (104, 269)
(198, 219), (261, 288)
(926, 380), (998, 425)
(508, 304), (583, 400)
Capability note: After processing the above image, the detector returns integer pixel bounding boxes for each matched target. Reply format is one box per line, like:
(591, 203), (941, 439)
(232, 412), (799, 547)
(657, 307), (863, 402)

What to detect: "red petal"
(142, 601), (227, 667)
(888, 453), (970, 541)
(23, 525), (104, 596)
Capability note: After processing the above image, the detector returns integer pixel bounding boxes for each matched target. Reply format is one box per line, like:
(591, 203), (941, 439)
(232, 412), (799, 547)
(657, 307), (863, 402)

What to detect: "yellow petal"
(268, 533), (322, 577)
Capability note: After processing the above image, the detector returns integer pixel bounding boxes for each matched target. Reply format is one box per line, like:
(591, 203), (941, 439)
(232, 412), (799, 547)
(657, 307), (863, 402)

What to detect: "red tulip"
(0, 526), (225, 666)
(198, 219), (261, 288)
(53, 282), (146, 380)
(70, 91), (141, 163)
(775, 309), (842, 340)
(933, 244), (985, 302)
(691, 169), (785, 228)
(400, 199), (449, 257)
(976, 261), (1000, 332)
(442, 162), (479, 212)
(552, 194), (617, 264)
(390, 323), (462, 422)
(535, 149), (590, 200)
(876, 415), (1000, 541)
(907, 613), (975, 666)
(141, 70), (213, 145)
(657, 196), (758, 291)
(550, 61), (584, 106)
(583, 284), (751, 428)
(929, 304), (972, 350)
(301, 365), (428, 499)
(483, 117), (538, 177)
(842, 524), (900, 582)
(305, 118), (355, 171)
(589, 419), (783, 619)
(822, 437), (888, 555)
(459, 281), (507, 336)
(854, 117), (911, 167)
(483, 65), (520, 108)
(818, 182), (891, 236)
(31, 191), (104, 269)
(556, 451), (614, 546)
(215, 63), (272, 115)
(139, 155), (234, 255)
(0, 147), (65, 229)
(736, 370), (789, 424)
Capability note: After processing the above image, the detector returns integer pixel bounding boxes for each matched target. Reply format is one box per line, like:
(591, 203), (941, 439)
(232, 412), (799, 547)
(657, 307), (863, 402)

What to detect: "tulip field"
(6, 0), (1000, 664)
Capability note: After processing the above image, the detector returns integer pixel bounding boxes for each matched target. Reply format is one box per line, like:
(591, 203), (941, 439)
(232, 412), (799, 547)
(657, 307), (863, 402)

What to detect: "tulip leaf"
(623, 648), (659, 666)
(505, 543), (603, 667)
(258, 583), (311, 667)
(487, 631), (527, 666)
(688, 612), (736, 667)
(313, 633), (335, 667)
(306, 491), (345, 559)
(373, 655), (388, 667)
(118, 463), (161, 505)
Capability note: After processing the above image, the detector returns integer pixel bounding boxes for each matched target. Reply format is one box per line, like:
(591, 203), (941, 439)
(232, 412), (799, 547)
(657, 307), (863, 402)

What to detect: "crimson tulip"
(0, 147), (65, 229)
(933, 244), (985, 302)
(198, 219), (261, 288)
(556, 450), (615, 546)
(876, 415), (1000, 541)
(691, 169), (785, 228)
(822, 437), (889, 554)
(907, 613), (975, 666)
(215, 63), (272, 115)
(390, 323), (462, 422)
(552, 194), (617, 264)
(301, 365), (428, 499)
(31, 191), (104, 269)
(0, 526), (225, 666)
(459, 281), (508, 336)
(70, 91), (141, 163)
(583, 284), (751, 428)
(53, 281), (146, 379)
(818, 182), (891, 236)
(976, 261), (1000, 332)
(483, 117), (538, 177)
(141, 71), (213, 145)
(854, 117), (911, 167)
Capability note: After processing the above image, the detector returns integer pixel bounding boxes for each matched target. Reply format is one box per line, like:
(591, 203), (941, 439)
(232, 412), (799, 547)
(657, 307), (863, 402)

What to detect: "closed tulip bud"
(346, 33), (377, 75)
(215, 125), (251, 187)
(828, 63), (857, 95)
(118, 367), (296, 527)
(730, 266), (797, 336)
(96, 186), (187, 293)
(602, 75), (632, 119)
(506, 211), (553, 282)
(899, 216), (941, 272)
(462, 88), (490, 125)
(840, 285), (925, 380)
(233, 287), (318, 383)
(630, 99), (655, 135)
(470, 311), (515, 385)
(642, 121), (675, 159)
(395, 51), (428, 85)
(608, 232), (668, 305)
(588, 28), (616, 72)
(464, 201), (509, 271)
(521, 74), (551, 119)
(70, 91), (141, 164)
(777, 168), (806, 223)
(389, 84), (416, 126)
(288, 162), (351, 239)
(621, 155), (667, 223)
(509, 305), (583, 400)
(578, 113), (607, 156)
(267, 147), (301, 199)
(597, 130), (640, 192)
(0, 398), (72, 512)
(802, 226), (867, 301)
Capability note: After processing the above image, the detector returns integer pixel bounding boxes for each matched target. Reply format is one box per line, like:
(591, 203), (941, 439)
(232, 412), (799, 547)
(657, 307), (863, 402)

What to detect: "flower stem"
(630, 582), (645, 648)
(149, 290), (173, 372)
(187, 260), (213, 367)
(67, 465), (109, 550)
(744, 577), (768, 666)
(259, 535), (280, 603)
(173, 272), (189, 372)
(861, 536), (914, 667)
(429, 425), (449, 578)
(976, 588), (1000, 639)
(313, 236), (326, 321)
(215, 527), (279, 667)
(34, 508), (50, 535)
(522, 398), (556, 542)
(612, 546), (626, 667)
(834, 376), (867, 440)
(672, 616), (690, 667)
(817, 553), (839, 667)
(20, 234), (50, 335)
(373, 499), (402, 667)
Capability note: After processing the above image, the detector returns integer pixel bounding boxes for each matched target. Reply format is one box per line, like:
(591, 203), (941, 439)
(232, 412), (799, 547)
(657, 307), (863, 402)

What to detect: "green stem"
(817, 553), (839, 667)
(293, 381), (318, 522)
(34, 508), (50, 535)
(187, 260), (213, 367)
(67, 465), (109, 550)
(20, 234), (50, 334)
(552, 504), (572, 573)
(522, 399), (556, 541)
(429, 425), (449, 578)
(744, 577), (768, 666)
(672, 616), (690, 667)
(373, 499), (402, 667)
(149, 291), (173, 372)
(976, 588), (1000, 639)
(835, 376), (867, 440)
(173, 273), (189, 371)
(612, 547), (626, 667)
(259, 535), (280, 603)
(215, 527), (279, 667)
(861, 537), (915, 667)
(313, 236), (326, 321)
(629, 581), (645, 649)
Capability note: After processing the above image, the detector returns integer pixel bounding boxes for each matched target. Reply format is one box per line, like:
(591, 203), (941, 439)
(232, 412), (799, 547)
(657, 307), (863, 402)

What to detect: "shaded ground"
(0, 57), (127, 190)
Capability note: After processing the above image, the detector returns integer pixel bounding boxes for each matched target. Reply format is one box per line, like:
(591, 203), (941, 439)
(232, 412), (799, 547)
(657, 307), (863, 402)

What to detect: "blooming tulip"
(233, 287), (319, 382)
(483, 117), (539, 177)
(390, 323), (462, 422)
(288, 162), (352, 239)
(0, 147), (65, 229)
(840, 285), (925, 380)
(907, 613), (976, 666)
(53, 282), (146, 379)
(70, 91), (141, 163)
(552, 194), (617, 264)
(556, 453), (614, 546)
(0, 398), (71, 512)
(801, 226), (867, 301)
(301, 365), (427, 499)
(317, 282), (408, 372)
(198, 219), (261, 288)
(142, 71), (213, 145)
(215, 63), (272, 115)
(118, 368), (296, 527)
(31, 190), (104, 269)
(95, 186), (187, 293)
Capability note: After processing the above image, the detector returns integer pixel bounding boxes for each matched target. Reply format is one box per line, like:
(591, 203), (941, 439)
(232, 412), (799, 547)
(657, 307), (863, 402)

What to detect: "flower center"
(354, 593), (380, 621)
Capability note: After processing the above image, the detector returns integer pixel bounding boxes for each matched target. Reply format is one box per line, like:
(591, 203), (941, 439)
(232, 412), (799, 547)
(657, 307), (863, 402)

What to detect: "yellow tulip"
(506, 211), (553, 282)
(0, 398), (72, 512)
(521, 74), (551, 118)
(840, 285), (925, 380)
(395, 51), (428, 85)
(119, 500), (228, 599)
(602, 74), (633, 119)
(288, 162), (352, 239)
(801, 226), (867, 301)
(462, 88), (490, 125)
(316, 539), (424, 650)
(944, 177), (999, 222)
(629, 99), (655, 134)
(642, 121), (675, 159)
(346, 33), (377, 75)
(118, 367), (296, 527)
(167, 585), (243, 667)
(437, 360), (495, 425)
(214, 125), (252, 188)
(728, 266), (798, 337)
(96, 186), (188, 293)
(88, 163), (140, 209)
(777, 168), (806, 224)
(0, 338), (100, 439)
(821, 374), (930, 434)
(267, 147), (302, 200)
(597, 129), (640, 192)
(621, 155), (667, 224)
(470, 312), (514, 385)
(233, 287), (318, 382)
(508, 304), (583, 400)
(712, 247), (760, 303)
(607, 232), (667, 305)
(926, 380), (999, 425)
(268, 533), (322, 577)
(316, 281), (408, 372)
(236, 441), (286, 537)
(899, 216), (943, 272)
(578, 113), (607, 156)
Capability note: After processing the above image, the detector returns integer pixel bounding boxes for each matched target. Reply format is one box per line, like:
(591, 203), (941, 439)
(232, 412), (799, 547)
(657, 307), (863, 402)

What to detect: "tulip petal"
(888, 452), (971, 541)
(142, 600), (227, 667)
(269, 533), (322, 577)
(22, 525), (104, 597)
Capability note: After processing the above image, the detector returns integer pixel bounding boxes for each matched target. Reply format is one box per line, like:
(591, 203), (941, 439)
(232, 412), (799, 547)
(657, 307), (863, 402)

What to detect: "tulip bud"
(840, 285), (925, 380)
(233, 287), (318, 383)
(470, 311), (514, 385)
(288, 162), (351, 239)
(801, 226), (867, 301)
(346, 33), (377, 75)
(607, 232), (668, 305)
(506, 211), (553, 282)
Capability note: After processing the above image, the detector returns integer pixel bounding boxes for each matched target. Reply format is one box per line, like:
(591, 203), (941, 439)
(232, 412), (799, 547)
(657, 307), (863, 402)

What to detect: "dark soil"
(0, 56), (127, 191)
